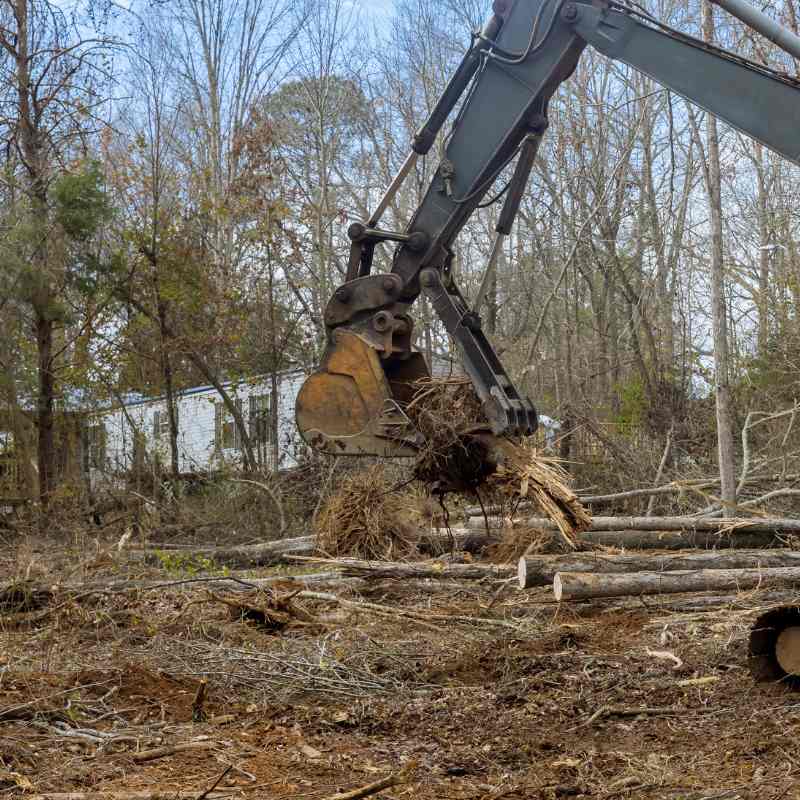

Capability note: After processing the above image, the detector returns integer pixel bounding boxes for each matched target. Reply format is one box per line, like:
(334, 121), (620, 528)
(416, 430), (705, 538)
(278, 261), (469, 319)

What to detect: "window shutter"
(248, 395), (257, 441)
(234, 399), (244, 450)
(214, 403), (223, 450)
(153, 411), (160, 439)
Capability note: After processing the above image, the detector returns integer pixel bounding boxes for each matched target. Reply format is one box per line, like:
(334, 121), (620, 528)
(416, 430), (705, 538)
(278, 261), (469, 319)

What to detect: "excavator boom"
(296, 0), (800, 457)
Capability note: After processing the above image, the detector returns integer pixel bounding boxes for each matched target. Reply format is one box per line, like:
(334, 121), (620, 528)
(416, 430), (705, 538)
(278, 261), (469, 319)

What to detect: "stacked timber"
(467, 515), (800, 551)
(517, 549), (800, 589)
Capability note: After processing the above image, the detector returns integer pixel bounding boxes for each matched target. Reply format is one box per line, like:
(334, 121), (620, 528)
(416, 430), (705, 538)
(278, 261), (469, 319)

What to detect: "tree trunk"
(754, 143), (771, 358)
(702, 1), (737, 511)
(554, 566), (800, 601)
(301, 557), (514, 581)
(468, 515), (800, 533)
(130, 529), (496, 568)
(14, 0), (56, 505)
(35, 313), (55, 503)
(581, 530), (784, 550)
(519, 549), (800, 589)
(156, 298), (180, 480)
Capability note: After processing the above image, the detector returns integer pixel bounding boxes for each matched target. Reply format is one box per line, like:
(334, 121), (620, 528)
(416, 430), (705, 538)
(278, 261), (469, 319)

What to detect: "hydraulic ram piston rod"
(711, 0), (800, 62)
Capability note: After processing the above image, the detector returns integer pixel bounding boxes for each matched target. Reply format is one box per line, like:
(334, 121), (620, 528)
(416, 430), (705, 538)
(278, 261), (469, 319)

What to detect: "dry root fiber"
(407, 377), (591, 547)
(406, 377), (496, 495)
(488, 438), (592, 549)
(314, 465), (423, 560)
(488, 525), (572, 564)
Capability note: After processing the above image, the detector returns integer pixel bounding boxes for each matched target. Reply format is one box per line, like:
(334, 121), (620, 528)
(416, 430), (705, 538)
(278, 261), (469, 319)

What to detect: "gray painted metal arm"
(570, 4), (800, 166)
(711, 0), (800, 63)
(390, 0), (586, 288)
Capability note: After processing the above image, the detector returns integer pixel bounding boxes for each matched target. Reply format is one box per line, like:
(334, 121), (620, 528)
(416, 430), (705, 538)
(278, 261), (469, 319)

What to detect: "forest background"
(1, 0), (798, 520)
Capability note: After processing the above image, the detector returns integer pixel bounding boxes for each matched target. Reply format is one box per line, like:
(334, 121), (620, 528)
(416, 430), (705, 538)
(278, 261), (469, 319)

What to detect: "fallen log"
(127, 529), (495, 568)
(130, 535), (315, 567)
(132, 741), (215, 763)
(468, 515), (800, 534)
(322, 773), (402, 800)
(519, 549), (800, 589)
(581, 530), (785, 550)
(292, 556), (514, 581)
(553, 566), (800, 601)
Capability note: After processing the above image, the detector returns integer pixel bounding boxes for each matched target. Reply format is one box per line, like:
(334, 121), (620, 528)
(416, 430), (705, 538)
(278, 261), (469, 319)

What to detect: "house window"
(86, 424), (107, 469)
(153, 408), (176, 440)
(249, 394), (273, 445)
(215, 399), (244, 451)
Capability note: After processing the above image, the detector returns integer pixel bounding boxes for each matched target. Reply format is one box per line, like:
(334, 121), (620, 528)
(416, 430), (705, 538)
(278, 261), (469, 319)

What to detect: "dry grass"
(314, 464), (424, 560)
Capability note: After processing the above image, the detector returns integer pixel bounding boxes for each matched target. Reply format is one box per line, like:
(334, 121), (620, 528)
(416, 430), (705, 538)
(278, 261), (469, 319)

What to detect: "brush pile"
(406, 377), (591, 547)
(209, 588), (317, 634)
(314, 465), (424, 560)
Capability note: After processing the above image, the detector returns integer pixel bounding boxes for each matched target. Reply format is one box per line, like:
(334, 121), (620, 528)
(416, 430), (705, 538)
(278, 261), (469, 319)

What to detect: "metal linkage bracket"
(419, 267), (538, 437)
(346, 223), (429, 282)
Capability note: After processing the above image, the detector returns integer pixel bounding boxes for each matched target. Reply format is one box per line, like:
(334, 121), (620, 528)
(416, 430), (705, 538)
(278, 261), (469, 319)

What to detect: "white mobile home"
(86, 352), (462, 484)
(87, 369), (308, 482)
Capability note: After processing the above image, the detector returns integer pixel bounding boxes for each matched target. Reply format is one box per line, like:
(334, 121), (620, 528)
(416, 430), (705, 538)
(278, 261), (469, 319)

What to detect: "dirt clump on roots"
(405, 377), (496, 495)
(406, 377), (591, 547)
(314, 465), (424, 560)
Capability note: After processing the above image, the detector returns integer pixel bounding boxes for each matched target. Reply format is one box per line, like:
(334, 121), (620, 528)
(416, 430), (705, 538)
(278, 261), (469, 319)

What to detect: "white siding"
(90, 370), (308, 483)
(89, 352), (463, 484)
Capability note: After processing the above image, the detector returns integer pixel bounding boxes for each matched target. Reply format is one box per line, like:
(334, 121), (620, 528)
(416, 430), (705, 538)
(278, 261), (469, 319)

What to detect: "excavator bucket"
(295, 331), (429, 457)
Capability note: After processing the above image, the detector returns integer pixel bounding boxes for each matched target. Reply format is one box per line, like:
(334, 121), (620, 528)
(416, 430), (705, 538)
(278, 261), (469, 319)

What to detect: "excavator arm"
(296, 0), (800, 457)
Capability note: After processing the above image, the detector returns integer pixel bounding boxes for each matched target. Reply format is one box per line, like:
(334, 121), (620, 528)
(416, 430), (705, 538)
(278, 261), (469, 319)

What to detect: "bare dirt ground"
(2, 533), (800, 799)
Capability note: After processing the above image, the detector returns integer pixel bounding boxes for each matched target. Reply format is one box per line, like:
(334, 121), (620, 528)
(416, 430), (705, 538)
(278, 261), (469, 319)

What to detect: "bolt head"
(562, 2), (578, 21)
(373, 311), (392, 332)
(420, 270), (437, 288)
(383, 277), (396, 294)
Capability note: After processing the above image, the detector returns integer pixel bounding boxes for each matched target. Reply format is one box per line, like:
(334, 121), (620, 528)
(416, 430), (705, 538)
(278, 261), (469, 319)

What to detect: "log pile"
(118, 504), (800, 609)
(517, 549), (800, 589)
(500, 517), (800, 602)
(468, 514), (800, 534)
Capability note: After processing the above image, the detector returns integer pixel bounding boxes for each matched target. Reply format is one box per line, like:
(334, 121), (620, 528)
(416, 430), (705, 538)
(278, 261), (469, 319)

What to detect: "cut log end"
(749, 606), (800, 685)
(776, 626), (800, 675)
(518, 557), (527, 589)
